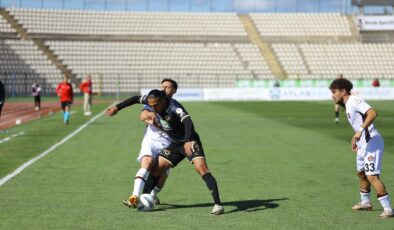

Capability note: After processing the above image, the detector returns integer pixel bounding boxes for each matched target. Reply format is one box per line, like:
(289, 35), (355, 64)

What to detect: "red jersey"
(56, 82), (73, 102)
(79, 80), (92, 94)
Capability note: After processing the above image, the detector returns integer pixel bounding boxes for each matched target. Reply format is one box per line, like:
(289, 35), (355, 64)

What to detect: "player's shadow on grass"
(162, 198), (288, 213)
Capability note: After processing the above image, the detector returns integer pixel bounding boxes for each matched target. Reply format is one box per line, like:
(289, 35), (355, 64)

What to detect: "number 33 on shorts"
(364, 163), (375, 172)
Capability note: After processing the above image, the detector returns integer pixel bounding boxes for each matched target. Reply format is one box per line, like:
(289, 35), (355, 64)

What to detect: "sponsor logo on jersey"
(163, 149), (171, 156)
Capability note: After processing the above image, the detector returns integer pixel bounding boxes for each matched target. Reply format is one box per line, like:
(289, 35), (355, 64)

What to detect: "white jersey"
(137, 106), (173, 162)
(345, 95), (379, 148)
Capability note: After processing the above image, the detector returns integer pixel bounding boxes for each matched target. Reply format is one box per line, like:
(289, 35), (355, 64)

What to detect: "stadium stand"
(273, 43), (394, 79)
(8, 8), (247, 37)
(1, 7), (393, 94)
(46, 41), (273, 92)
(0, 15), (16, 33)
(250, 13), (352, 37)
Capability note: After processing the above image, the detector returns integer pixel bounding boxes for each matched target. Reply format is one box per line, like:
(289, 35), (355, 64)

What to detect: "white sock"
(132, 168), (149, 197)
(360, 190), (371, 204)
(378, 194), (393, 212)
(150, 186), (161, 197)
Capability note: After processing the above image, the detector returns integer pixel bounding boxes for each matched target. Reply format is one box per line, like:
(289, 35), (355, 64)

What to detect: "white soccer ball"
(137, 194), (155, 212)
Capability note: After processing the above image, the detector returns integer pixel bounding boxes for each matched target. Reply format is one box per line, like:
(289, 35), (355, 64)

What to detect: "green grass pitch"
(0, 100), (393, 229)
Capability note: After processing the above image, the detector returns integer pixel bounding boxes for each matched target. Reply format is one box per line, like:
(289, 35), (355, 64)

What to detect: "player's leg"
(124, 136), (158, 207)
(352, 149), (372, 211)
(142, 143), (184, 196)
(149, 170), (169, 204)
(334, 104), (340, 123)
(63, 102), (71, 124)
(352, 170), (372, 211)
(187, 140), (223, 215)
(125, 155), (155, 207)
(142, 155), (173, 195)
(87, 94), (92, 115)
(364, 136), (393, 219)
(37, 95), (41, 110)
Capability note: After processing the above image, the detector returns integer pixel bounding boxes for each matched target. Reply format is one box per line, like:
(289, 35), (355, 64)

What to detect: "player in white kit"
(106, 79), (178, 207)
(330, 78), (394, 219)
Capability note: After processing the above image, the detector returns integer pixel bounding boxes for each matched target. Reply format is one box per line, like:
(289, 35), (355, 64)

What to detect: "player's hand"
(351, 139), (358, 152)
(351, 131), (362, 152)
(184, 141), (193, 157)
(105, 106), (119, 116)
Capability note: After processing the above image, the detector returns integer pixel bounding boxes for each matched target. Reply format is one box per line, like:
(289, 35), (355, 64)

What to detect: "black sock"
(143, 174), (159, 194)
(202, 172), (221, 205)
(335, 112), (339, 118)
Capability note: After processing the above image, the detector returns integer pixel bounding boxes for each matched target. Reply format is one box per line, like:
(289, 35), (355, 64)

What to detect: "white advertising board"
(357, 16), (394, 31)
(142, 88), (394, 101)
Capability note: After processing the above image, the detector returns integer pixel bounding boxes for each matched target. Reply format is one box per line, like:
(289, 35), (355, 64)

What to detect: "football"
(137, 194), (155, 212)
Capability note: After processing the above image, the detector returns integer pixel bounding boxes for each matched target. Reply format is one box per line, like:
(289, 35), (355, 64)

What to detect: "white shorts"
(356, 135), (384, 175)
(137, 134), (172, 162)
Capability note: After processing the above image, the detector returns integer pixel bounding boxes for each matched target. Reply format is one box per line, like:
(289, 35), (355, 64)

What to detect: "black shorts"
(159, 139), (205, 167)
(61, 101), (72, 110)
(34, 95), (41, 103)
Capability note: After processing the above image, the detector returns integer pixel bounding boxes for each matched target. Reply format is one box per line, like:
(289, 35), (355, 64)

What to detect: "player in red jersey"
(56, 75), (74, 124)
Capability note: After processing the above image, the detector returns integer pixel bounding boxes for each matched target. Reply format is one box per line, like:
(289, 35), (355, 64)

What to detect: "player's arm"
(182, 117), (195, 157)
(351, 108), (377, 150)
(105, 95), (146, 116)
(70, 84), (74, 103)
(140, 109), (156, 125)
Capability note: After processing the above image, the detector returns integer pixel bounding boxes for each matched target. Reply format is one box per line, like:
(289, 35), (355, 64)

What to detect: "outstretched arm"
(105, 95), (143, 116)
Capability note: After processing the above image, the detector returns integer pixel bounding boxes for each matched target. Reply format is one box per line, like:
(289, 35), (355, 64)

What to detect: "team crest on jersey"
(176, 108), (183, 114)
(367, 156), (374, 162)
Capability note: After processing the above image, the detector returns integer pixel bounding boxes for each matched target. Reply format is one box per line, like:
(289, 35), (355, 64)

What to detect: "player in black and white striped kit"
(330, 78), (393, 219)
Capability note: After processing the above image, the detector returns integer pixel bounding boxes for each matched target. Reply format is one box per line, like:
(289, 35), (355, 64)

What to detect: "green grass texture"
(1, 100), (393, 229)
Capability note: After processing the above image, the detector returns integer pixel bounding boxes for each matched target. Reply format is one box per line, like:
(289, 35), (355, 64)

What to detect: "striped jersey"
(345, 95), (379, 148)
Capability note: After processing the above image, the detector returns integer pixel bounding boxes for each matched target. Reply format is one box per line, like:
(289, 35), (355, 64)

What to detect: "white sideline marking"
(0, 110), (105, 187)
(0, 131), (25, 144)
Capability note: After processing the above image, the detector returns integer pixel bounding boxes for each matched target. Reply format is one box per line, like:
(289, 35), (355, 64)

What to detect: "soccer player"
(79, 75), (92, 116)
(329, 78), (394, 219)
(106, 79), (177, 206)
(56, 75), (74, 124)
(32, 81), (41, 111)
(138, 90), (224, 215)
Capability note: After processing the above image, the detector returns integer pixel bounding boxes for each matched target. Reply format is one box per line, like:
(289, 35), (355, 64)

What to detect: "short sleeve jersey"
(56, 83), (73, 102)
(143, 99), (197, 142)
(345, 95), (379, 148)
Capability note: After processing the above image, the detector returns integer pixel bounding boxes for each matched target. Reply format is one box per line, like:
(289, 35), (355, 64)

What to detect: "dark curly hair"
(329, 78), (353, 94)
